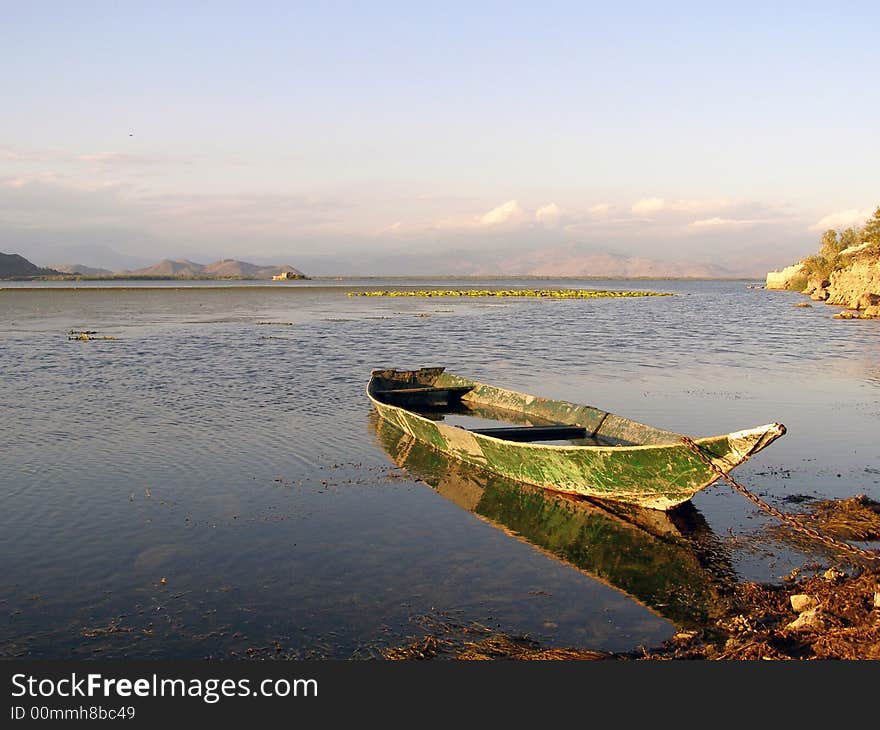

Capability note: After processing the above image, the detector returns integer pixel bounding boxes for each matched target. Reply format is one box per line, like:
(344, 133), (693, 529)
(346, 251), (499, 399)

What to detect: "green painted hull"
(368, 367), (786, 511)
(372, 415), (735, 630)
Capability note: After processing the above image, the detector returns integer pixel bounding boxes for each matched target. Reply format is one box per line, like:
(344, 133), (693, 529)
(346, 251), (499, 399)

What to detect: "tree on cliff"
(800, 205), (880, 284)
(863, 206), (880, 251)
(820, 229), (845, 257)
(839, 226), (862, 251)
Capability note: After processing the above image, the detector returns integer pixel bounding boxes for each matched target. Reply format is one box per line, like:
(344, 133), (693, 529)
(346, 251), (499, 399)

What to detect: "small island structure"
(272, 271), (304, 280)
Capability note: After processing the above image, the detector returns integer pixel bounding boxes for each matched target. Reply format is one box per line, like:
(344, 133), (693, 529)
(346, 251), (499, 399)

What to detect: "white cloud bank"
(689, 217), (754, 229)
(479, 199), (527, 226)
(0, 164), (821, 276)
(809, 208), (871, 231)
(535, 202), (562, 225)
(631, 197), (665, 215)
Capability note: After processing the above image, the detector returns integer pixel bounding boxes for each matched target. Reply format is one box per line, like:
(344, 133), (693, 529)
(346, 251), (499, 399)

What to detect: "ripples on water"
(1, 280), (878, 658)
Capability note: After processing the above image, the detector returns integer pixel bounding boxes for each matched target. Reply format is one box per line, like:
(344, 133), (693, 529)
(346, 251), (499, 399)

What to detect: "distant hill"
(27, 244), (152, 272)
(287, 246), (744, 278)
(127, 259), (208, 277)
(126, 258), (307, 279)
(0, 252), (63, 279)
(52, 263), (114, 275)
(486, 247), (735, 278)
(202, 259), (307, 279)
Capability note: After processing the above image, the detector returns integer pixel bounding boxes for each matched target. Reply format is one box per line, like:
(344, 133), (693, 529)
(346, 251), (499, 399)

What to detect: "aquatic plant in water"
(347, 289), (672, 298)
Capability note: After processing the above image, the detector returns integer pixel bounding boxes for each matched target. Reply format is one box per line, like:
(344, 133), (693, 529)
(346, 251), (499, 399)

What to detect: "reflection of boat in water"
(367, 367), (785, 510)
(372, 414), (736, 630)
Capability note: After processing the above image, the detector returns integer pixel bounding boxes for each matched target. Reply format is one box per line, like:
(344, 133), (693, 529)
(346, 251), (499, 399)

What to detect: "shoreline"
(381, 560), (880, 660)
(381, 494), (880, 661)
(2, 274), (759, 283)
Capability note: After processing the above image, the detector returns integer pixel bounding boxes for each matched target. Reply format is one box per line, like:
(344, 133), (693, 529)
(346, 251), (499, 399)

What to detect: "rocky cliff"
(766, 256), (880, 319)
(825, 260), (880, 317)
(767, 206), (880, 318)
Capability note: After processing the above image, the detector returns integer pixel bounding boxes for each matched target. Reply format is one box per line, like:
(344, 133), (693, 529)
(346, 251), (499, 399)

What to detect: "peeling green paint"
(368, 368), (786, 511)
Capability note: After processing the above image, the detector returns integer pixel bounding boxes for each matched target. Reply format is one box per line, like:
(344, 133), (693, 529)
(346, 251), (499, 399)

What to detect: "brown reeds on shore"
(455, 636), (609, 661)
(802, 496), (880, 541)
(382, 564), (880, 660)
(382, 617), (613, 661)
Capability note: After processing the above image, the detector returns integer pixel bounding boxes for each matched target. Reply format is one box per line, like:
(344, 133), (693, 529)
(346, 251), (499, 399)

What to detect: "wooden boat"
(367, 367), (786, 511)
(372, 415), (735, 630)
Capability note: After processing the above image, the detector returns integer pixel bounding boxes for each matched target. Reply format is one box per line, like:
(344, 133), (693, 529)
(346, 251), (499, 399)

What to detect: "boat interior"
(370, 379), (621, 447)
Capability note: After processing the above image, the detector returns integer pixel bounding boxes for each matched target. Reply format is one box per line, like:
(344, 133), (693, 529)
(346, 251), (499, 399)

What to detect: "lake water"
(1, 279), (879, 658)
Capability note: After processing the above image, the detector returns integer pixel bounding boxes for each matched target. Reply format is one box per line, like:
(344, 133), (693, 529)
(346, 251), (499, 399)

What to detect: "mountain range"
(472, 248), (733, 278)
(289, 246), (745, 278)
(4, 245), (763, 280)
(52, 263), (114, 275)
(119, 259), (307, 279)
(0, 253), (63, 278)
(0, 254), (307, 280)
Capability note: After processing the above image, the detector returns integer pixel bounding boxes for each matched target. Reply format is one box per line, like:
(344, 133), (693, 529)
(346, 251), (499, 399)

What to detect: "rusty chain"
(681, 436), (880, 562)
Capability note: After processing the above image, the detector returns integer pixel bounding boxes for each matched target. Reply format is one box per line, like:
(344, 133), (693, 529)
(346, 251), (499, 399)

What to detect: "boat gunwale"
(366, 371), (782, 453)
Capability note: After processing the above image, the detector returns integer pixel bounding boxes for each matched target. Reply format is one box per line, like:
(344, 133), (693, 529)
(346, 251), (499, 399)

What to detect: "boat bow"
(695, 422), (787, 472)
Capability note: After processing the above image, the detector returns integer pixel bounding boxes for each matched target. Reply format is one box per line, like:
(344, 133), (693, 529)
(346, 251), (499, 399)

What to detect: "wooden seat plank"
(470, 425), (587, 442)
(373, 386), (473, 396)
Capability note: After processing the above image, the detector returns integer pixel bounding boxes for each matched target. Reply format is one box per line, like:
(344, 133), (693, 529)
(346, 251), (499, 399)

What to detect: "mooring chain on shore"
(681, 436), (880, 562)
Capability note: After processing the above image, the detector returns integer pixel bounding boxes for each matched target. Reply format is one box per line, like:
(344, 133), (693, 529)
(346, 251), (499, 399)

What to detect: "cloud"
(0, 145), (192, 171)
(809, 209), (870, 231)
(631, 197), (665, 215)
(0, 175), (352, 239)
(0, 145), (57, 162)
(479, 199), (526, 226)
(74, 152), (179, 167)
(631, 198), (738, 218)
(0, 166), (811, 274)
(667, 199), (731, 214)
(377, 221), (403, 235)
(535, 203), (562, 225)
(689, 217), (752, 229)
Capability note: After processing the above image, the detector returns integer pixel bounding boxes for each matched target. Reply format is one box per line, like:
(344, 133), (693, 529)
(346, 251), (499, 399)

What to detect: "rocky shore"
(767, 206), (880, 318)
(824, 260), (880, 317)
(382, 496), (880, 661)
(382, 562), (880, 660)
(766, 250), (880, 320)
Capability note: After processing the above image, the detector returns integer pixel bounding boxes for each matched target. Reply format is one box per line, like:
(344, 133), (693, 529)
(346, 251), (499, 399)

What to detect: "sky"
(1, 1), (878, 273)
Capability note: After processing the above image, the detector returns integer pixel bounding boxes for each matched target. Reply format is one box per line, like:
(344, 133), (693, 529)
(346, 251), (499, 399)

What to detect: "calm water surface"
(1, 279), (879, 658)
